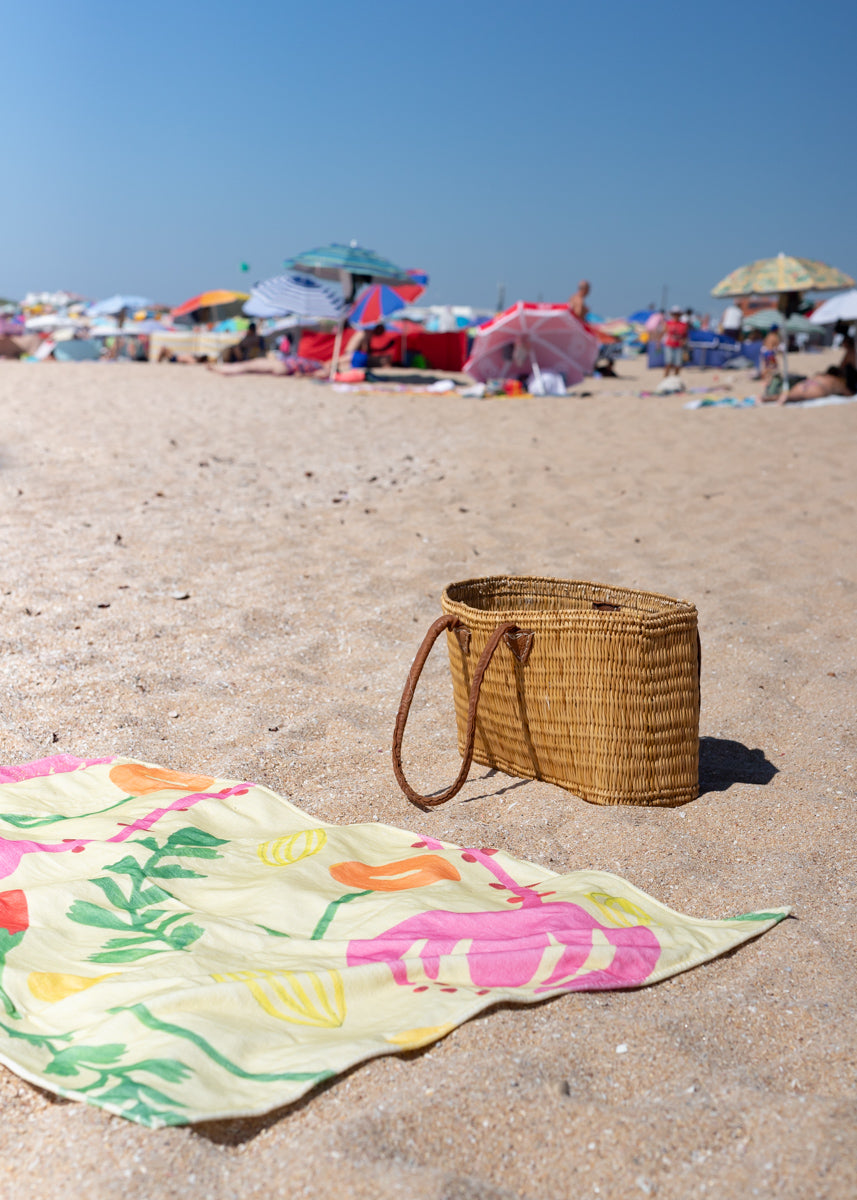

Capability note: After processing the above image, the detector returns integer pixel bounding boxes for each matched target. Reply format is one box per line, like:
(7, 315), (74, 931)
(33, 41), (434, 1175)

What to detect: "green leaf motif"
(66, 827), (221, 964)
(731, 910), (789, 923)
(0, 813), (67, 828)
(0, 929), (25, 1017)
(147, 865), (206, 879)
(67, 901), (137, 932)
(165, 828), (228, 848)
(89, 877), (137, 912)
(46, 1043), (125, 1076)
(169, 923), (204, 950)
(0, 795), (134, 828)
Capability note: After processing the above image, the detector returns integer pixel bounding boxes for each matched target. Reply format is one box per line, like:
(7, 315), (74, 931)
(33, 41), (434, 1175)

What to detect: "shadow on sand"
(698, 735), (778, 795)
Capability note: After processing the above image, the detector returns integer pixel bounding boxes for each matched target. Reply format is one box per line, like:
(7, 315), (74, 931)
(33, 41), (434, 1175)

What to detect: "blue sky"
(3, 0), (855, 318)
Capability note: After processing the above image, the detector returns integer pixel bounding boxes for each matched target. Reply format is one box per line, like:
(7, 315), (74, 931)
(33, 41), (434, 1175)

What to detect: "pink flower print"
(347, 901), (660, 993)
(0, 756), (114, 786)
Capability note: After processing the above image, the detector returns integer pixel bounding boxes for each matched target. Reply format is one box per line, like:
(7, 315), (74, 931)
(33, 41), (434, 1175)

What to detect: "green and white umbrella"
(742, 309), (824, 334)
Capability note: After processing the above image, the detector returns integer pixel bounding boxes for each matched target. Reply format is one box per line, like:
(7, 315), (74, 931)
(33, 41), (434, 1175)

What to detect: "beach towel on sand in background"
(0, 756), (788, 1127)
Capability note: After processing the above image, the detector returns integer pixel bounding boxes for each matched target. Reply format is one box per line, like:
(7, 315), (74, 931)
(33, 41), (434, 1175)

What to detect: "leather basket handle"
(392, 615), (523, 810)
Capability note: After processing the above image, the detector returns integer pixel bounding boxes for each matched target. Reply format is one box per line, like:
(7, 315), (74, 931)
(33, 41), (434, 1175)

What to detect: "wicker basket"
(393, 576), (699, 809)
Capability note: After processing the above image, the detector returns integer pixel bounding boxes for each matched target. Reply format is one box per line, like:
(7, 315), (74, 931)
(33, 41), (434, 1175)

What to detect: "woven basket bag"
(393, 576), (700, 810)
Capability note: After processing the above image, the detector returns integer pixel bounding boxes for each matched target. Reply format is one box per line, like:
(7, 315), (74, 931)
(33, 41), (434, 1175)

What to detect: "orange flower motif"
(329, 854), (460, 892)
(109, 763), (215, 796)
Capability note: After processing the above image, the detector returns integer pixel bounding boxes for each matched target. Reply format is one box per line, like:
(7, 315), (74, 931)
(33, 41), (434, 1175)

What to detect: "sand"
(0, 351), (854, 1198)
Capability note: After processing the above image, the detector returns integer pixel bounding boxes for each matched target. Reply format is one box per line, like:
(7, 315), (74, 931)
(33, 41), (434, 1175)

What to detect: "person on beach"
(567, 280), (590, 323)
(662, 305), (689, 378)
(225, 322), (266, 363)
(759, 326), (782, 387)
(208, 354), (324, 377)
(759, 336), (856, 405)
(721, 302), (743, 341)
(349, 324), (397, 369)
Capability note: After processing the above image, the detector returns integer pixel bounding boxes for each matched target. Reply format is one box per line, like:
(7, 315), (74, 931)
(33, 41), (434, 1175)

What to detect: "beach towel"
(685, 394), (857, 410)
(0, 756), (788, 1127)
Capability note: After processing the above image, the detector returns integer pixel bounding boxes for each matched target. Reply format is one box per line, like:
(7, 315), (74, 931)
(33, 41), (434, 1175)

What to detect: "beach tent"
(464, 302), (600, 386)
(52, 339), (102, 362)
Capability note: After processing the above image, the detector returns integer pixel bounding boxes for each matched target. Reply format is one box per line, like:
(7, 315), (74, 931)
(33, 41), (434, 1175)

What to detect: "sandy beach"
(0, 352), (854, 1198)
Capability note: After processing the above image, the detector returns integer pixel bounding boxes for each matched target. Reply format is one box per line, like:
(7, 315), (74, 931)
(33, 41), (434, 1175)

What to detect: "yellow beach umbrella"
(711, 254), (853, 298)
(711, 254), (854, 397)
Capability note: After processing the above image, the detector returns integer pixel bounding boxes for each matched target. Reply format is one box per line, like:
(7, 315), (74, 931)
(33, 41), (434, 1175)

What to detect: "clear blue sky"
(3, 0), (855, 318)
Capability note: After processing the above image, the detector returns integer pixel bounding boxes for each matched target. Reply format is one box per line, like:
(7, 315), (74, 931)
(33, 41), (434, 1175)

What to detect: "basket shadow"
(698, 736), (778, 795)
(459, 770), (533, 804)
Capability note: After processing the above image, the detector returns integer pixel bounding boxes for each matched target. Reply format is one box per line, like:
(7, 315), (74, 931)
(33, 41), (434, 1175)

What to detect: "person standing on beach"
(662, 305), (689, 378)
(721, 302), (743, 342)
(568, 280), (590, 323)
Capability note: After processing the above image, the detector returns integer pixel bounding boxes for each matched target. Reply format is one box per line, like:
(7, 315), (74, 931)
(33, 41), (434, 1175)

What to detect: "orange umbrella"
(171, 290), (249, 323)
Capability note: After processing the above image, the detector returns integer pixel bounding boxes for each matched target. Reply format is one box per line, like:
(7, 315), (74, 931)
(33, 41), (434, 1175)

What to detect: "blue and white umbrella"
(89, 294), (151, 316)
(244, 273), (345, 320)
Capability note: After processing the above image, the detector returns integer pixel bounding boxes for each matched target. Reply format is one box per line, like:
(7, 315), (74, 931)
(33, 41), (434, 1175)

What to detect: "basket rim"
(442, 575), (697, 625)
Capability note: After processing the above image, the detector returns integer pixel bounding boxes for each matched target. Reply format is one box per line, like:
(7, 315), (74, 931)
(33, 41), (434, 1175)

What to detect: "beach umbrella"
(711, 254), (854, 298)
(89, 294), (151, 317)
(282, 243), (410, 377)
(392, 269), (429, 304)
(171, 290), (249, 324)
(283, 242), (410, 301)
(349, 283), (408, 329)
(809, 289), (857, 324)
(628, 308), (655, 323)
(711, 254), (854, 395)
(243, 272), (345, 320)
(597, 318), (635, 338)
(24, 313), (86, 333)
(89, 319), (169, 336)
(742, 309), (823, 334)
(464, 302), (600, 386)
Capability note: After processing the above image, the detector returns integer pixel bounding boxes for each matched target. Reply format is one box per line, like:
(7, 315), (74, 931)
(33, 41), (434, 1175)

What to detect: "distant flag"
(240, 262), (250, 273)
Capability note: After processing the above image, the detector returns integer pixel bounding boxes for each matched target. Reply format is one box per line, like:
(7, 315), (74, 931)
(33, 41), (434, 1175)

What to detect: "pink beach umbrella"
(464, 302), (600, 385)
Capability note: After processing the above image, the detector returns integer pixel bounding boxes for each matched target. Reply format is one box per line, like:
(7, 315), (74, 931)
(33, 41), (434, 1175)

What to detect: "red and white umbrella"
(464, 302), (599, 385)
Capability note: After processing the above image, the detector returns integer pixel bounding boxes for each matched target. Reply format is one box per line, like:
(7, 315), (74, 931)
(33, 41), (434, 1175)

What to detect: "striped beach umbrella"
(393, 270), (429, 304)
(243, 273), (345, 320)
(283, 242), (410, 303)
(349, 284), (408, 329)
(284, 242), (409, 282)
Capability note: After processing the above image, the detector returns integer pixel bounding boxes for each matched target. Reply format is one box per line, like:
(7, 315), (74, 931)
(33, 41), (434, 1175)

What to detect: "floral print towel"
(0, 756), (788, 1127)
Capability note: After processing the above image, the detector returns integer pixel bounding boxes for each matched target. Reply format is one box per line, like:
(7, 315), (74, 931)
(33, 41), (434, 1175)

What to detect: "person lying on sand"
(759, 336), (856, 405)
(207, 354), (323, 377)
(157, 348), (210, 363)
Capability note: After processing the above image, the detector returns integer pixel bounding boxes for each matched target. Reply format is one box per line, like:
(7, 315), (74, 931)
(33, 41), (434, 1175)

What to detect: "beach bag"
(392, 576), (700, 810)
